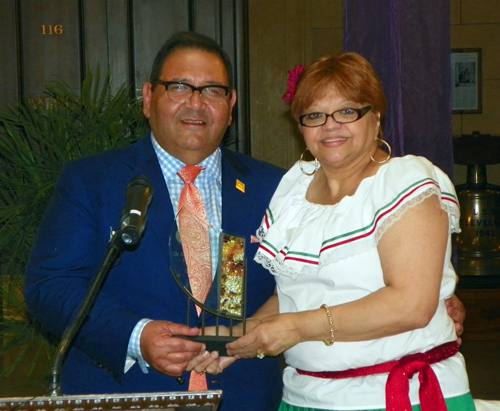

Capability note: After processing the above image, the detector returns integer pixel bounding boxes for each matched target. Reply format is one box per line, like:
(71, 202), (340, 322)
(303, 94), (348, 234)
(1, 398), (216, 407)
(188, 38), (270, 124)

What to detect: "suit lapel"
(124, 135), (175, 265)
(221, 147), (251, 235)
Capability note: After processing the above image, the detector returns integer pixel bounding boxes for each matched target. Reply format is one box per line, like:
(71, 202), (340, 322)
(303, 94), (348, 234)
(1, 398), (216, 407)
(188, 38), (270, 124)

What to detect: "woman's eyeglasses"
(299, 106), (372, 127)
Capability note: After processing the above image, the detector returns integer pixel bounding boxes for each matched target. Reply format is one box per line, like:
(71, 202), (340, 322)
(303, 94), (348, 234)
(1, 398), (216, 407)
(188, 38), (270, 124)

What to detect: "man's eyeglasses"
(156, 81), (231, 105)
(299, 106), (372, 127)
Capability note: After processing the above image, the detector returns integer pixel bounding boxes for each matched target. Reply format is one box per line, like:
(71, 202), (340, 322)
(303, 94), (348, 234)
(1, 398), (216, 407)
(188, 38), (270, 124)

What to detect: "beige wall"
(249, 0), (500, 185)
(451, 0), (500, 185)
(248, 0), (343, 170)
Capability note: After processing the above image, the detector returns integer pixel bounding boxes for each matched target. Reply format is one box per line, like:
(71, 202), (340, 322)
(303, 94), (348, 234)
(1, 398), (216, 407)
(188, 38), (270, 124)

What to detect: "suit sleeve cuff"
(125, 318), (153, 374)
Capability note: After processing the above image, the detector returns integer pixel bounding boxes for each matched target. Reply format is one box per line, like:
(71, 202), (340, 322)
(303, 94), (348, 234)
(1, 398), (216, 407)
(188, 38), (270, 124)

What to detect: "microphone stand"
(48, 229), (130, 396)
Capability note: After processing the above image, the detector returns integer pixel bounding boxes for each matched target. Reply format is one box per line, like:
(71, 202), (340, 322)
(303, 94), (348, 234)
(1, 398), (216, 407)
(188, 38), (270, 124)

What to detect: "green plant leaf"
(0, 65), (148, 381)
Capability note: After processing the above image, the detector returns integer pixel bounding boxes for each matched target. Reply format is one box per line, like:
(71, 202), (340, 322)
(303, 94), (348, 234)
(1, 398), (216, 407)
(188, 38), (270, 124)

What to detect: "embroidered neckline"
(254, 157), (461, 279)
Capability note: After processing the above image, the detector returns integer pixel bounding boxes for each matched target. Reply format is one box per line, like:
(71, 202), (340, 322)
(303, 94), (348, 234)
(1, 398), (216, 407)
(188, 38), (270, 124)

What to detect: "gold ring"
(256, 351), (265, 360)
(197, 370), (207, 375)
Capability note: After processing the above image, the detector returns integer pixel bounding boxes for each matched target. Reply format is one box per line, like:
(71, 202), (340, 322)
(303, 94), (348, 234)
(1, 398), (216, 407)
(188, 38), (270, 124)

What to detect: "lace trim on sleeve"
(254, 186), (460, 279)
(318, 186), (460, 268)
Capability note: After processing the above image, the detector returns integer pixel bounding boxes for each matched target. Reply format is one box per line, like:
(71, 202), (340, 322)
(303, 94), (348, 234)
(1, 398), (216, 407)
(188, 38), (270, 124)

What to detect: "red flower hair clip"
(282, 65), (306, 104)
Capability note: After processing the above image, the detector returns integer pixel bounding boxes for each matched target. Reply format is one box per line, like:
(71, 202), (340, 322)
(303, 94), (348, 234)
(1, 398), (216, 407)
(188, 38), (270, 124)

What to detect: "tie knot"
(178, 165), (204, 184)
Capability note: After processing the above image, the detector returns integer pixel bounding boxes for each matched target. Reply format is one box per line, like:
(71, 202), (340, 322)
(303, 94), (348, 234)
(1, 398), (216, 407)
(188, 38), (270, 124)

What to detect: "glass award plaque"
(169, 224), (249, 355)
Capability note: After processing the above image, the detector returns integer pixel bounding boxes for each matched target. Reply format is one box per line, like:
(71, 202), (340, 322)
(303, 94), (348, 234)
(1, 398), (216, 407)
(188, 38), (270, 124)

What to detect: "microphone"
(49, 176), (154, 395)
(119, 176), (153, 245)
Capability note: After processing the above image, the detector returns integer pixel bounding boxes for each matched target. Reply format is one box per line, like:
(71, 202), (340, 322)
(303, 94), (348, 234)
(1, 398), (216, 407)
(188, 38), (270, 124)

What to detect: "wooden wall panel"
(248, 0), (310, 169)
(82, 0), (109, 75)
(0, 0), (249, 152)
(105, 0), (131, 91)
(0, 0), (19, 106)
(248, 0), (344, 169)
(19, 0), (81, 98)
(131, 0), (190, 96)
(192, 1), (220, 39)
(82, 0), (130, 94)
(223, 1), (250, 153)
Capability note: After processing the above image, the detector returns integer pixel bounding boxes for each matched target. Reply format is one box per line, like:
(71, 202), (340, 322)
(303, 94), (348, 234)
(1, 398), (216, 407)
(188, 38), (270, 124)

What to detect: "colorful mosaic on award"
(219, 234), (245, 317)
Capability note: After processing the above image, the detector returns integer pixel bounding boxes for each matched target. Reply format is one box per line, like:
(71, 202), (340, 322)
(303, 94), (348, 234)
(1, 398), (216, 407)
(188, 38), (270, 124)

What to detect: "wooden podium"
(0, 391), (222, 411)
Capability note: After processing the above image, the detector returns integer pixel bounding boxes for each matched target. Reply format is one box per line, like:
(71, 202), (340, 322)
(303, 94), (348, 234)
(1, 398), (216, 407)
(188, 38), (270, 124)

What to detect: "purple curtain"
(343, 0), (454, 179)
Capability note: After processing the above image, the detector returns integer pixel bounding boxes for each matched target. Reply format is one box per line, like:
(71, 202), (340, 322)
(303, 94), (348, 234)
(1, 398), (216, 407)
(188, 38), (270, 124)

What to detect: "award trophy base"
(174, 335), (236, 356)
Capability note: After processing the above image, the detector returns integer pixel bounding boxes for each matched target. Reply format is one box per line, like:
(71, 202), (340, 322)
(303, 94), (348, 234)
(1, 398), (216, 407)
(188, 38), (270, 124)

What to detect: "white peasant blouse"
(254, 155), (470, 410)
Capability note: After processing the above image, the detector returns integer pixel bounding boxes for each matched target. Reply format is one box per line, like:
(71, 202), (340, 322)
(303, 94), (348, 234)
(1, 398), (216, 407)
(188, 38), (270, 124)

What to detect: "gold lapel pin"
(236, 179), (245, 193)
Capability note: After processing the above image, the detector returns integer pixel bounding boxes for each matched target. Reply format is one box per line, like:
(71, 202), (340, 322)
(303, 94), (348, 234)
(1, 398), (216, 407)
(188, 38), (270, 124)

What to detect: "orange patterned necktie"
(177, 165), (212, 391)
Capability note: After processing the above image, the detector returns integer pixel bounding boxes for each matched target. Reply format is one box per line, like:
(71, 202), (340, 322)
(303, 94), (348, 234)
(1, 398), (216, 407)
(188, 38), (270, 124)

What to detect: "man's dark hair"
(149, 31), (233, 88)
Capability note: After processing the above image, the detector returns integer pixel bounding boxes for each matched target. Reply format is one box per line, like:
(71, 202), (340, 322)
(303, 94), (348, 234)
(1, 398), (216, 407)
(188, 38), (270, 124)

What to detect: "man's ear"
(142, 82), (153, 119)
(227, 89), (238, 125)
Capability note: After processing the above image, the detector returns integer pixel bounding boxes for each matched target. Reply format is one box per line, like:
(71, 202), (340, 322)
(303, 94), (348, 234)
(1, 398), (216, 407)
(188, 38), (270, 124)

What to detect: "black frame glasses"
(299, 106), (372, 127)
(156, 80), (231, 105)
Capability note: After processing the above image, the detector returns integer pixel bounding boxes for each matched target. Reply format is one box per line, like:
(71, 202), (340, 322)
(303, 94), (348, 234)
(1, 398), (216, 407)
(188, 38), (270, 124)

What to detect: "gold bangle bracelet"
(320, 304), (335, 346)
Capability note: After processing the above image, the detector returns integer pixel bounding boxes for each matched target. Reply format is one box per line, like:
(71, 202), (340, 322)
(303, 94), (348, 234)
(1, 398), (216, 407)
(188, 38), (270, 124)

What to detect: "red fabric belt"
(296, 341), (459, 411)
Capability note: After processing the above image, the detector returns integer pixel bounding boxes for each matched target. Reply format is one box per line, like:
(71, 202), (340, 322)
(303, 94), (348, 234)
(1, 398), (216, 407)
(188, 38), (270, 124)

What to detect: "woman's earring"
(299, 148), (320, 176)
(370, 138), (392, 164)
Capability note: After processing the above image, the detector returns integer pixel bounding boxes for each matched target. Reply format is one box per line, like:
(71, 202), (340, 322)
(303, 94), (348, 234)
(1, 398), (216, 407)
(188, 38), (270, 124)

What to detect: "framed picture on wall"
(451, 48), (482, 114)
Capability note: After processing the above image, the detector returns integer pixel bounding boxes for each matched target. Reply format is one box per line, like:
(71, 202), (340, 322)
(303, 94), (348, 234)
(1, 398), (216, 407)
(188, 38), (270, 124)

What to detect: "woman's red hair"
(291, 53), (387, 125)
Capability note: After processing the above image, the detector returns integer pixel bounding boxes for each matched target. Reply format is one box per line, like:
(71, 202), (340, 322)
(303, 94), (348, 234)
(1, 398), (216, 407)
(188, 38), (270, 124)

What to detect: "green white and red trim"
(254, 155), (460, 279)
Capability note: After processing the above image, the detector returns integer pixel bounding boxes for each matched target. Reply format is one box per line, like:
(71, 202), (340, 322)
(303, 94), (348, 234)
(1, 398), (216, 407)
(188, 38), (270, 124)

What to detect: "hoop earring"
(299, 148), (320, 176)
(370, 138), (392, 164)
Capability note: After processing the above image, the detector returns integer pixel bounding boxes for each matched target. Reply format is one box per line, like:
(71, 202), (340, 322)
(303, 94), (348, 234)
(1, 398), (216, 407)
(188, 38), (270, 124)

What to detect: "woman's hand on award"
(186, 325), (237, 374)
(186, 349), (237, 375)
(226, 313), (302, 359)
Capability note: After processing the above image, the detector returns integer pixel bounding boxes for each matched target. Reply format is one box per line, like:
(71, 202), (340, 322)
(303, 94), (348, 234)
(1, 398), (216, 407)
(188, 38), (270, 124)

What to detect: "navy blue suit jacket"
(25, 135), (285, 411)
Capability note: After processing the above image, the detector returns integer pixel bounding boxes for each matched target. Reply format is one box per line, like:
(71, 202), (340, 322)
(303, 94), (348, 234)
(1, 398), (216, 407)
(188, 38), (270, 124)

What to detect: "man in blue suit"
(25, 32), (285, 411)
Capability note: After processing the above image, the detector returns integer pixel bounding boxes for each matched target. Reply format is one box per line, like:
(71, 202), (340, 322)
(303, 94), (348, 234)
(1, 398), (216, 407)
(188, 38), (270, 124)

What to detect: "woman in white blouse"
(222, 52), (475, 411)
